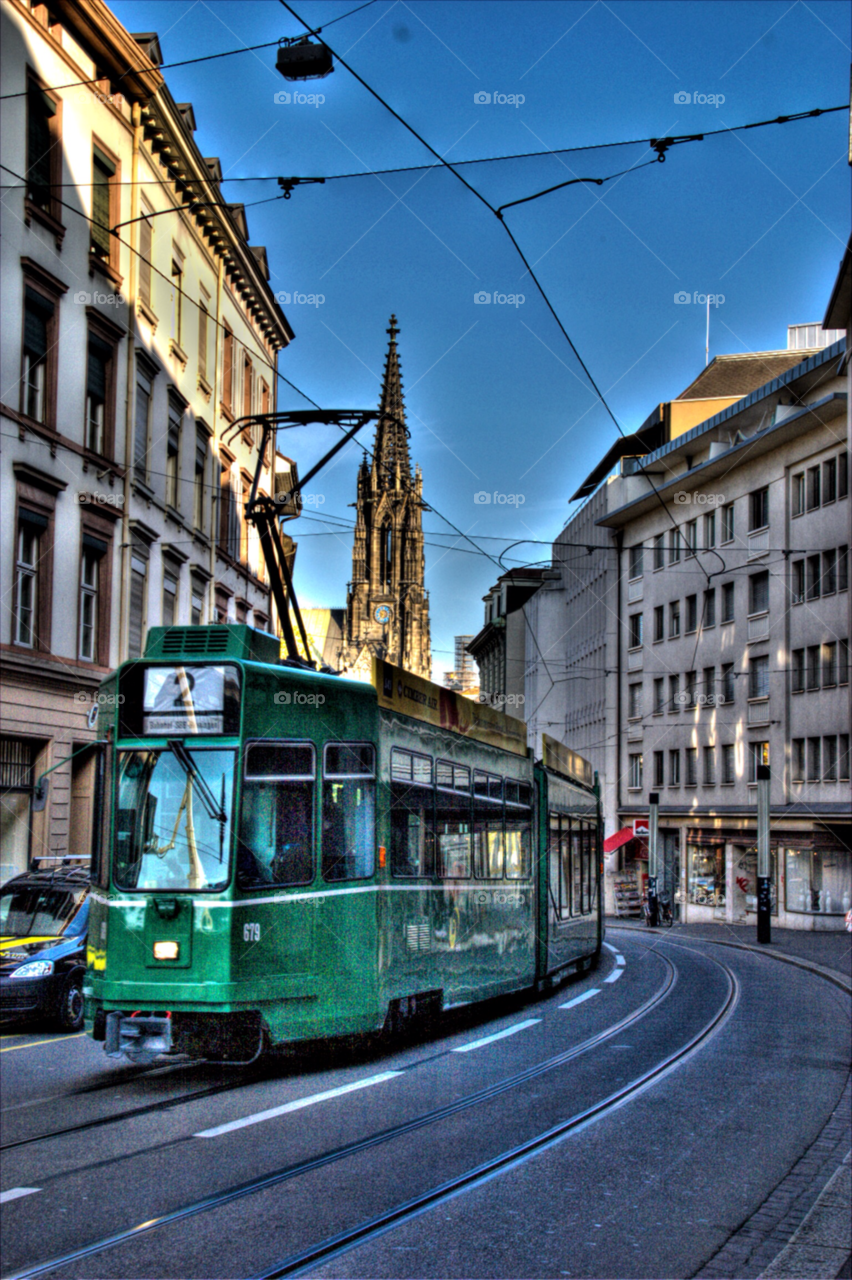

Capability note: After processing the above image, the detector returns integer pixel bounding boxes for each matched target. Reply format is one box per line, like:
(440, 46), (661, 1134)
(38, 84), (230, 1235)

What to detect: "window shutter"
(24, 289), (52, 357)
(87, 338), (109, 398)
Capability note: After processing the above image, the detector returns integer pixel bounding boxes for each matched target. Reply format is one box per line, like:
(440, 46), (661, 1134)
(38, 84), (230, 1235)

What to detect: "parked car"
(0, 866), (90, 1031)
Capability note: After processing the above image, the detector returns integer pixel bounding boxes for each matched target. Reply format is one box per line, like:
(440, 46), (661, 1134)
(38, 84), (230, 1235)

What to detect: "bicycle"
(643, 891), (674, 927)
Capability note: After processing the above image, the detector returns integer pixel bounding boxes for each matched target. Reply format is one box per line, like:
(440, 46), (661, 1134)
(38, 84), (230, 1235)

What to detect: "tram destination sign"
(373, 659), (528, 757)
(142, 665), (237, 735)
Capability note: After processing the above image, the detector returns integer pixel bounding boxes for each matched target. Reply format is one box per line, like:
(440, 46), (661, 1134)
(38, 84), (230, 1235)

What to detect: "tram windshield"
(114, 747), (235, 891)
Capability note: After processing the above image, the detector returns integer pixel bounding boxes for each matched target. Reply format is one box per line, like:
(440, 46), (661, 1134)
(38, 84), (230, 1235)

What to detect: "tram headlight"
(10, 960), (54, 978)
(153, 941), (180, 961)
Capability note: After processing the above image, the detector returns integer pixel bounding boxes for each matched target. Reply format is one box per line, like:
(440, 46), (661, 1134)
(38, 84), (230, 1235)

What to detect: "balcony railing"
(748, 528), (770, 558)
(747, 612), (770, 641)
(747, 697), (770, 725)
(627, 648), (643, 670)
(627, 578), (643, 602)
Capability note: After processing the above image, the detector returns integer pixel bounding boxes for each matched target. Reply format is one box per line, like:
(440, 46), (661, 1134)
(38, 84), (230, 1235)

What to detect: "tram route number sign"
(143, 665), (227, 735)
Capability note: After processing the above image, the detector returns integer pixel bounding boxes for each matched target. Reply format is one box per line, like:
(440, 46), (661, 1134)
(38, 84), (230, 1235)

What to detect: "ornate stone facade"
(343, 318), (431, 679)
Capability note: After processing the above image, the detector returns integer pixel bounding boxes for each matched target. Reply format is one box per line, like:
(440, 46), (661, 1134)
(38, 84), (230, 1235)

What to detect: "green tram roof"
(144, 624), (282, 665)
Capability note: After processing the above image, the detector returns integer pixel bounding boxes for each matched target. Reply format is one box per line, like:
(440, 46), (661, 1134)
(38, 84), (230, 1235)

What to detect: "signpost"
(647, 792), (659, 927)
(756, 765), (771, 944)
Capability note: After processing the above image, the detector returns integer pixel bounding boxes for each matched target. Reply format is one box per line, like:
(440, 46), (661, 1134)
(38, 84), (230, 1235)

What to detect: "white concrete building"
(0, 0), (292, 881)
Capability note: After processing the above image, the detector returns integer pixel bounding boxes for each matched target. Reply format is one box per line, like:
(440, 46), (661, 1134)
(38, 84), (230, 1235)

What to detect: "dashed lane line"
(451, 1019), (542, 1053)
(559, 989), (601, 1010)
(0, 1188), (41, 1205)
(193, 1071), (402, 1138)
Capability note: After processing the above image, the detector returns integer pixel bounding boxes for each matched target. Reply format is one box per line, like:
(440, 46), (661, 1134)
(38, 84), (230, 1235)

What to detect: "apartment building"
(468, 568), (548, 710)
(599, 331), (849, 929)
(0, 0), (292, 880)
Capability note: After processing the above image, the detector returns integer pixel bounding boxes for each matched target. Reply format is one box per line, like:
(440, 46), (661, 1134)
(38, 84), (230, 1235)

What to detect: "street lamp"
(275, 37), (334, 80)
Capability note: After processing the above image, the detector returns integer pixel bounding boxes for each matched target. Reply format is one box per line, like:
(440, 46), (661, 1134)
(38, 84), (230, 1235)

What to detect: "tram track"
(3, 947), (694, 1279)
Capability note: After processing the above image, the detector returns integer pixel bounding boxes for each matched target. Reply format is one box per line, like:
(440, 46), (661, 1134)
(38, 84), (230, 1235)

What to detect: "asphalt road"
(1, 931), (849, 1280)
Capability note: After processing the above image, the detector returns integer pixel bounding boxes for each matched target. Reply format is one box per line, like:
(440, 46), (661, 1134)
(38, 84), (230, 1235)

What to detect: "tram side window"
(322, 743), (376, 882)
(585, 821), (599, 912)
(390, 748), (434, 877)
(473, 770), (503, 879)
(572, 821), (583, 916)
(238, 742), (314, 887)
(505, 780), (532, 880)
(435, 760), (471, 877)
(581, 821), (592, 913)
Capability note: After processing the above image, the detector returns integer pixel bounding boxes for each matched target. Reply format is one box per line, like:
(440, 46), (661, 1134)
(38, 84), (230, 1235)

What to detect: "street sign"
(633, 817), (649, 837)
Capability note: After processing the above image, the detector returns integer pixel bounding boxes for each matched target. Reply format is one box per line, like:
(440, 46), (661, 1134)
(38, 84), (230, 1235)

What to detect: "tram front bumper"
(104, 1011), (172, 1064)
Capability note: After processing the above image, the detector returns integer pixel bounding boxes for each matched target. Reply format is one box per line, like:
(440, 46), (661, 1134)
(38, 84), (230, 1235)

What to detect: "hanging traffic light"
(276, 37), (334, 81)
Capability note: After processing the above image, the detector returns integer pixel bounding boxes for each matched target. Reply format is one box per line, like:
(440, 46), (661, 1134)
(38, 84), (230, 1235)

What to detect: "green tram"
(85, 625), (603, 1063)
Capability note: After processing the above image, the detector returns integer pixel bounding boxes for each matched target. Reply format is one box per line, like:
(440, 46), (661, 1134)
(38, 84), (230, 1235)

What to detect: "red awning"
(603, 827), (638, 853)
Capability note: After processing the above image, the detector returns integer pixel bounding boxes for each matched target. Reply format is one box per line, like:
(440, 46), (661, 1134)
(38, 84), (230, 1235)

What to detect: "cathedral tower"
(344, 317), (431, 679)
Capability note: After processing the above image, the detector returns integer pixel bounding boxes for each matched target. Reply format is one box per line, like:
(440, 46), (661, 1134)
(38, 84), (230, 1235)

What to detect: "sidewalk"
(607, 916), (852, 1278)
(606, 916), (852, 984)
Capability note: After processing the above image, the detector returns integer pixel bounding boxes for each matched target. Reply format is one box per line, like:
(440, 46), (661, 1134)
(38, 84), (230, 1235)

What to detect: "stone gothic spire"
(343, 317), (431, 680)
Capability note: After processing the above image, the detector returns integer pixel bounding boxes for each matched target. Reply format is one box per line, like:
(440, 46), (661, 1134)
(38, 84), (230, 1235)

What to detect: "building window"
(669, 600), (680, 638)
(190, 576), (205, 626)
(722, 582), (734, 623)
(792, 471), (805, 516)
(653, 677), (665, 714)
(823, 457), (836, 505)
(14, 517), (42, 647)
(215, 586), (230, 624)
(171, 253), (184, 346)
(749, 570), (769, 615)
(822, 642), (837, 688)
(685, 748), (697, 788)
(628, 613), (642, 649)
(703, 746), (715, 786)
(162, 566), (178, 628)
(653, 533), (664, 570)
(22, 286), (57, 424)
(77, 544), (99, 661)
(749, 487), (769, 532)
(703, 511), (716, 549)
(822, 549), (837, 596)
(628, 682), (642, 720)
(628, 753), (643, 790)
(806, 645), (820, 691)
(840, 735), (850, 782)
(243, 354), (253, 434)
(839, 546), (849, 593)
(653, 751), (664, 787)
(669, 674), (679, 711)
(722, 662), (736, 705)
(823, 736), (838, 782)
(222, 327), (234, 413)
(138, 200), (153, 310)
(654, 605), (664, 643)
(684, 520), (697, 557)
(806, 555), (821, 601)
(806, 737), (820, 782)
(702, 666), (715, 705)
(166, 396), (182, 510)
(219, 450), (239, 559)
(685, 670), (697, 707)
(194, 427), (208, 530)
(749, 741), (769, 782)
(721, 502), (734, 543)
(669, 749), (680, 786)
(669, 533), (681, 564)
(26, 76), (61, 221)
(128, 544), (148, 660)
(198, 290), (209, 381)
(90, 143), (117, 264)
(791, 739), (805, 782)
(839, 452), (849, 500)
(685, 594), (698, 633)
(807, 466), (820, 511)
(240, 472), (251, 564)
(703, 588), (715, 628)
(791, 560), (804, 604)
(840, 640), (850, 686)
(628, 544), (643, 580)
(134, 364), (153, 483)
(85, 334), (110, 454)
(722, 744), (735, 785)
(749, 654), (769, 700)
(791, 649), (804, 694)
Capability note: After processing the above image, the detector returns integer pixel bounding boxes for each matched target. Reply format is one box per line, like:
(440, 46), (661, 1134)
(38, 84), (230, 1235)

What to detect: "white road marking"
(616, 954), (626, 966)
(194, 1071), (401, 1138)
(0, 1188), (41, 1204)
(602, 941), (619, 953)
(605, 967), (624, 983)
(452, 1018), (541, 1053)
(559, 988), (601, 1010)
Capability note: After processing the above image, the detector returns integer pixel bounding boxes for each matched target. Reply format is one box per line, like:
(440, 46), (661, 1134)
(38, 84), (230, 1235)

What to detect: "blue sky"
(113, 0), (850, 677)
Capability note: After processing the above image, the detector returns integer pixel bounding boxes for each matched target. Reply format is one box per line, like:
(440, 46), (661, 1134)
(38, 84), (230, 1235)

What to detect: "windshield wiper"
(167, 742), (228, 826)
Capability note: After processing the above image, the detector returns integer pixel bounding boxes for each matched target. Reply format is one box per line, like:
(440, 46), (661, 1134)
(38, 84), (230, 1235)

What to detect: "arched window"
(381, 524), (393, 586)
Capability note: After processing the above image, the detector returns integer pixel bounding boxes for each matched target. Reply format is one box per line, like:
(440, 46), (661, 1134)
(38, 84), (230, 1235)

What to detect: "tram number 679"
(243, 922), (261, 943)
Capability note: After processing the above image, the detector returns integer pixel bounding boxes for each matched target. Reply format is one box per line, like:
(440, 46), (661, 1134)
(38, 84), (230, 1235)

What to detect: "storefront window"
(687, 844), (725, 906)
(785, 846), (851, 915)
(731, 845), (777, 915)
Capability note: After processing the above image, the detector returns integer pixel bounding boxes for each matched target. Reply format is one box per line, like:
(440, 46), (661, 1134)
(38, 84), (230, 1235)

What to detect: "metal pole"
(648, 791), (659, 927)
(756, 764), (771, 944)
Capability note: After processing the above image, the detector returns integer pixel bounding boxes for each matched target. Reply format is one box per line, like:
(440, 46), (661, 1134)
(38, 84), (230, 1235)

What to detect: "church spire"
(372, 314), (411, 487)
